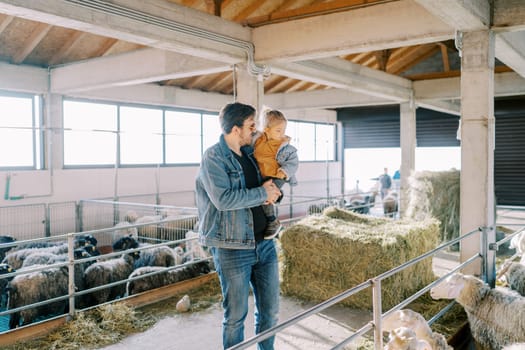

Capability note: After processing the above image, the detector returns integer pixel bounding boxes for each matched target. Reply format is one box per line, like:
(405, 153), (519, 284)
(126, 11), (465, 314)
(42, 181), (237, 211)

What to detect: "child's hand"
(276, 169), (287, 179)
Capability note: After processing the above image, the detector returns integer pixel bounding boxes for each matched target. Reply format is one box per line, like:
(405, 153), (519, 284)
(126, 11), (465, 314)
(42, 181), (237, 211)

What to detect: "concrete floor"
(97, 251), (460, 350)
(98, 294), (372, 350)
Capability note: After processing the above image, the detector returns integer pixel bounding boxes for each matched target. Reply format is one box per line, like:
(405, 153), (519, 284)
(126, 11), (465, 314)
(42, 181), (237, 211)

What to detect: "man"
(379, 167), (392, 200)
(195, 102), (282, 350)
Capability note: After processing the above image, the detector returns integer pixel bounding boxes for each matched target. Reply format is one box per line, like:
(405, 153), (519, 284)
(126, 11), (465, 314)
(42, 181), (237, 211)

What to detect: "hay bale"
(405, 170), (460, 243)
(280, 207), (440, 310)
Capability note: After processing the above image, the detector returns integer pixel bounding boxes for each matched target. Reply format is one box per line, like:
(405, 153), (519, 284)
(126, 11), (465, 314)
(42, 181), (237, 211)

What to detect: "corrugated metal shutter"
(416, 109), (460, 147)
(495, 98), (525, 205)
(339, 105), (400, 148)
(338, 106), (459, 148)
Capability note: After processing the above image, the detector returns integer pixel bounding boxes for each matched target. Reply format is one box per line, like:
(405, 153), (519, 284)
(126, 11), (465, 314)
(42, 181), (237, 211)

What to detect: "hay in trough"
(405, 169), (460, 244)
(280, 207), (440, 310)
(4, 276), (222, 350)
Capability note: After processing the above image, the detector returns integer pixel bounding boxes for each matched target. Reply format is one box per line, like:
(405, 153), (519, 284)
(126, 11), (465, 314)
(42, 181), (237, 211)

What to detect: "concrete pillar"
(399, 101), (416, 216)
(459, 30), (495, 279)
(234, 64), (264, 120)
(44, 93), (63, 171)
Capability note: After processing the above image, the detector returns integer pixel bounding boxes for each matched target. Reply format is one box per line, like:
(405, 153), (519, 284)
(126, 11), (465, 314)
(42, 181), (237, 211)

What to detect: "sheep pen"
(280, 206), (440, 310)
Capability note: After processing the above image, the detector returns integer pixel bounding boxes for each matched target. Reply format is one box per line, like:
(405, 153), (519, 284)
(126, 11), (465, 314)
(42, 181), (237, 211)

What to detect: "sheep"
(382, 309), (452, 350)
(112, 236), (176, 269)
(3, 244), (69, 269)
(510, 232), (525, 263)
(0, 235), (16, 261)
(111, 221), (138, 244)
(498, 261), (525, 296)
(3, 235), (98, 269)
(21, 246), (96, 268)
(384, 327), (432, 350)
(83, 250), (140, 306)
(503, 344), (525, 350)
(383, 191), (399, 217)
(430, 272), (525, 349)
(0, 263), (15, 308)
(184, 230), (212, 263)
(126, 260), (211, 296)
(7, 264), (69, 329)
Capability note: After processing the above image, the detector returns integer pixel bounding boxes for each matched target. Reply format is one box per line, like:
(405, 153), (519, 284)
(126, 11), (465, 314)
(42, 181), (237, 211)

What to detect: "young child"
(253, 109), (299, 239)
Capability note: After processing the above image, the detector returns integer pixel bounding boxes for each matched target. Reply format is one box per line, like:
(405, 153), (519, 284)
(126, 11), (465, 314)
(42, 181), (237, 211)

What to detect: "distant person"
(393, 169), (401, 191)
(253, 109), (299, 239)
(379, 167), (392, 200)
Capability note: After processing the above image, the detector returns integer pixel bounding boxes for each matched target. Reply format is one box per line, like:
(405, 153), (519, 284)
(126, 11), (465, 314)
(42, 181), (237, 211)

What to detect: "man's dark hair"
(219, 102), (256, 134)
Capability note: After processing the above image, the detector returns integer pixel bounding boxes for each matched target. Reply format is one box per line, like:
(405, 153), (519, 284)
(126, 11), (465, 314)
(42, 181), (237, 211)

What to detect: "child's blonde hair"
(262, 109), (287, 129)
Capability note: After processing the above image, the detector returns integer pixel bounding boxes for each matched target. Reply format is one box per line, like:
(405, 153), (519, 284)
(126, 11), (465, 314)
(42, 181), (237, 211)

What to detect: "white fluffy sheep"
(126, 260), (211, 295)
(384, 327), (432, 350)
(112, 236), (177, 269)
(2, 244), (69, 269)
(83, 251), (140, 306)
(430, 272), (525, 349)
(7, 264), (69, 328)
(510, 232), (525, 263)
(184, 230), (211, 262)
(111, 221), (138, 244)
(382, 309), (452, 350)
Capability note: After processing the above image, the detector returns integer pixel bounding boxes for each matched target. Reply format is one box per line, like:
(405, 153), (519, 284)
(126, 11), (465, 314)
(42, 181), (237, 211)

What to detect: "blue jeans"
(211, 240), (280, 350)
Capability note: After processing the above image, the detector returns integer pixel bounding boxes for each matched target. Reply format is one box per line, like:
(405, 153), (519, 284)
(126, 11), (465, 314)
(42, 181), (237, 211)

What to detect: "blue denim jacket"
(196, 135), (267, 249)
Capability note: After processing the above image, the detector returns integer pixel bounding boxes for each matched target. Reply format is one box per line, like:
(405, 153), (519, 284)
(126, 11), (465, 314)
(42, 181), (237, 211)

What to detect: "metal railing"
(228, 227), (488, 350)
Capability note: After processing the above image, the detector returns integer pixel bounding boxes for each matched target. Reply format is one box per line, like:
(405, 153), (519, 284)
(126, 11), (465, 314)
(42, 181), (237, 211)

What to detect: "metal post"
(372, 278), (383, 350)
(67, 233), (76, 318)
(45, 203), (51, 237)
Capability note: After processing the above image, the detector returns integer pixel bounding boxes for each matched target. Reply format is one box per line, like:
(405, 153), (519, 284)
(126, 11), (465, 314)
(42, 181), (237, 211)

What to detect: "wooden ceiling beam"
(385, 45), (427, 74)
(12, 22), (52, 64)
(285, 79), (312, 93)
(49, 30), (86, 66)
(265, 76), (289, 93)
(0, 14), (14, 35)
(438, 43), (450, 72)
(94, 38), (119, 57)
(245, 0), (382, 26)
(206, 71), (232, 91)
(390, 45), (441, 75)
(232, 0), (261, 22)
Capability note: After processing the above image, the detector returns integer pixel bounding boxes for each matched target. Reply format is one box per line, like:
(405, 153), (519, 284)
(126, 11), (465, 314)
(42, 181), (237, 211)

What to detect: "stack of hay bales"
(280, 207), (440, 310)
(404, 170), (460, 243)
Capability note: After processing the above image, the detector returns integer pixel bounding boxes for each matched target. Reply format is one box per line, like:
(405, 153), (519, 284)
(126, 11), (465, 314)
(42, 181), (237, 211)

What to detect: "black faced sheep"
(126, 260), (211, 296)
(112, 236), (176, 269)
(0, 263), (15, 308)
(7, 264), (69, 329)
(0, 235), (16, 261)
(382, 309), (452, 350)
(83, 250), (140, 306)
(111, 221), (138, 244)
(430, 272), (525, 349)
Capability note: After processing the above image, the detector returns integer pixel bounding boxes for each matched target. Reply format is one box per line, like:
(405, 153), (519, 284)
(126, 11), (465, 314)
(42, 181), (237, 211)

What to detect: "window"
(165, 111), (202, 164)
(63, 100), (117, 166)
(288, 121), (335, 162)
(0, 93), (41, 169)
(120, 106), (163, 165)
(202, 113), (221, 152)
(62, 99), (337, 167)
